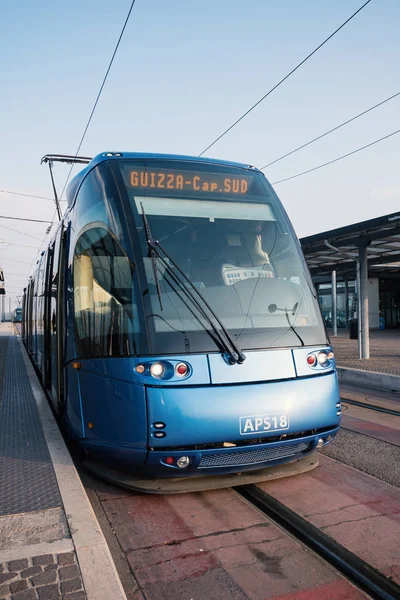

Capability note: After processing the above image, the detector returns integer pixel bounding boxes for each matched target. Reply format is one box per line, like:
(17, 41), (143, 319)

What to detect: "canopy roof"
(300, 212), (400, 279)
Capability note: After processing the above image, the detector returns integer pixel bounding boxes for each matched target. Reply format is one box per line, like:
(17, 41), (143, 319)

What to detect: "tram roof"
(66, 152), (260, 206)
(300, 211), (400, 280)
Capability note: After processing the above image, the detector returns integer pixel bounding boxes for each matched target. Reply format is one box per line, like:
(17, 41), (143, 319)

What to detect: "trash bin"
(349, 318), (358, 339)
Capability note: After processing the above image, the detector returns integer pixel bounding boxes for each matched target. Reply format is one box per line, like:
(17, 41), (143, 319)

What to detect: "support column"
(355, 261), (362, 359)
(359, 245), (370, 359)
(344, 278), (349, 330)
(331, 270), (337, 336)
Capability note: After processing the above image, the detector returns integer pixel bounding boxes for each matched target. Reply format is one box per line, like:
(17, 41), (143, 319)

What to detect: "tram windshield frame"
(120, 159), (327, 355)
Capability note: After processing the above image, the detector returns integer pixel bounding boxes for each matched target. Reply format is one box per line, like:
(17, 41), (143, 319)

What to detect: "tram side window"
(73, 227), (139, 357)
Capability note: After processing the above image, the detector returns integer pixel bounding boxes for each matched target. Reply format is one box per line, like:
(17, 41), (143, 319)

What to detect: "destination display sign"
(126, 168), (254, 196)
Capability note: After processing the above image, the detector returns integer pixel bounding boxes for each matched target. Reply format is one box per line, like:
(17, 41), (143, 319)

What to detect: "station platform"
(0, 324), (126, 600)
(330, 329), (400, 391)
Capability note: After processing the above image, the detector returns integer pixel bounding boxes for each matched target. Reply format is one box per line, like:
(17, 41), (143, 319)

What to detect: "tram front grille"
(198, 441), (312, 468)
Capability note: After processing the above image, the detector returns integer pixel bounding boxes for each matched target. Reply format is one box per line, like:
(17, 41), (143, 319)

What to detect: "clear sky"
(0, 0), (399, 307)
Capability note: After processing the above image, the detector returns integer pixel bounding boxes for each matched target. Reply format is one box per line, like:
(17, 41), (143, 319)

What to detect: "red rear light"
(307, 354), (317, 366)
(165, 456), (174, 465)
(175, 362), (188, 377)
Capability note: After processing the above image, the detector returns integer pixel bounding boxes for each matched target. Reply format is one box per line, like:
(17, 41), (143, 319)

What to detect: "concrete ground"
(330, 328), (400, 375)
(259, 453), (400, 585)
(0, 324), (125, 600)
(86, 474), (368, 600)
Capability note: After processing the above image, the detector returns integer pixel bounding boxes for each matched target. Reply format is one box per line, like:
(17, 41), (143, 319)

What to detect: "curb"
(337, 366), (400, 393)
(18, 337), (127, 600)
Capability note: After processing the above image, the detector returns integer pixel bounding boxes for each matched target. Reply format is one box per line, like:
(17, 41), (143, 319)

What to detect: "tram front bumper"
(139, 426), (338, 478)
(83, 453), (320, 494)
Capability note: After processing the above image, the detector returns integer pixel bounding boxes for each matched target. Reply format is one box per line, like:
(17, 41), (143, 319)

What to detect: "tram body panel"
(145, 370), (339, 448)
(77, 369), (148, 447)
(208, 348), (295, 384)
(64, 363), (85, 438)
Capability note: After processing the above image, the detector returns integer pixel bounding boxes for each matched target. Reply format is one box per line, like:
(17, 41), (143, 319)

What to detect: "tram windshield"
(119, 160), (327, 354)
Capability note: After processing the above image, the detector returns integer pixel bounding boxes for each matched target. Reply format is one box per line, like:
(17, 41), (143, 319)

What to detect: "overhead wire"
(0, 215), (52, 224)
(0, 257), (32, 265)
(199, 0), (373, 157)
(261, 91), (400, 169)
(0, 223), (44, 242)
(0, 240), (40, 249)
(0, 189), (58, 202)
(272, 128), (400, 185)
(28, 207), (58, 273)
(59, 0), (137, 202)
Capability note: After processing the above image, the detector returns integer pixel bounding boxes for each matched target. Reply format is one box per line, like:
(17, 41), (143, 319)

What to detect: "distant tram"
(22, 152), (340, 492)
(12, 307), (22, 323)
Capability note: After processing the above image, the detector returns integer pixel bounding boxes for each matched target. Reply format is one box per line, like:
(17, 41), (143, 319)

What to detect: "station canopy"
(300, 211), (400, 280)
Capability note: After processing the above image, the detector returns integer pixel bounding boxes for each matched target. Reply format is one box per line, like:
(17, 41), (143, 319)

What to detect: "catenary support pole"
(331, 270), (337, 336)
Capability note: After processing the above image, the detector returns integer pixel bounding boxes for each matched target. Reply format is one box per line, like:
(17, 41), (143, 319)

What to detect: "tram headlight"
(177, 456), (190, 468)
(318, 352), (328, 366)
(150, 362), (165, 378)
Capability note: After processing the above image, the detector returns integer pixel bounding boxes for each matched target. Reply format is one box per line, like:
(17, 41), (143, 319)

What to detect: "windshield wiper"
(268, 302), (304, 346)
(140, 204), (246, 365)
(141, 203), (164, 311)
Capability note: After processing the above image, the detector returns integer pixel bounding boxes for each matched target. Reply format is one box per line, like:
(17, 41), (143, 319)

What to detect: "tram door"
(27, 279), (34, 355)
(48, 226), (64, 413)
(44, 245), (54, 393)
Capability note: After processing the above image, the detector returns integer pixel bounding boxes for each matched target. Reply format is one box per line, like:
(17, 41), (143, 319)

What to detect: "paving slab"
(99, 485), (368, 599)
(0, 551), (85, 600)
(258, 453), (400, 583)
(332, 329), (400, 376)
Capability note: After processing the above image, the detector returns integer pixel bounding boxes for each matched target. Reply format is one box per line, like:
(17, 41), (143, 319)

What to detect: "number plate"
(240, 414), (289, 435)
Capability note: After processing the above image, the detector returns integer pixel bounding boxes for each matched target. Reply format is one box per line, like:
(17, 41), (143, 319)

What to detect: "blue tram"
(12, 307), (22, 323)
(22, 152), (341, 492)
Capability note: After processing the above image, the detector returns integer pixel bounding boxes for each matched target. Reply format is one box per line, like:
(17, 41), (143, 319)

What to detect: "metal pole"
(356, 261), (362, 359)
(48, 161), (62, 221)
(1, 295), (4, 322)
(344, 278), (349, 330)
(331, 270), (337, 336)
(359, 245), (370, 359)
(324, 240), (362, 358)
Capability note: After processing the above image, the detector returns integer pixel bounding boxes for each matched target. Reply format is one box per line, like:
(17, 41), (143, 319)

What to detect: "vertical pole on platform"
(331, 270), (337, 336)
(344, 278), (349, 330)
(356, 261), (362, 359)
(359, 245), (370, 359)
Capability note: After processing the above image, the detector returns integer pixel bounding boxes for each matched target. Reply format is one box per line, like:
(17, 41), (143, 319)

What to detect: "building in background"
(300, 212), (400, 332)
